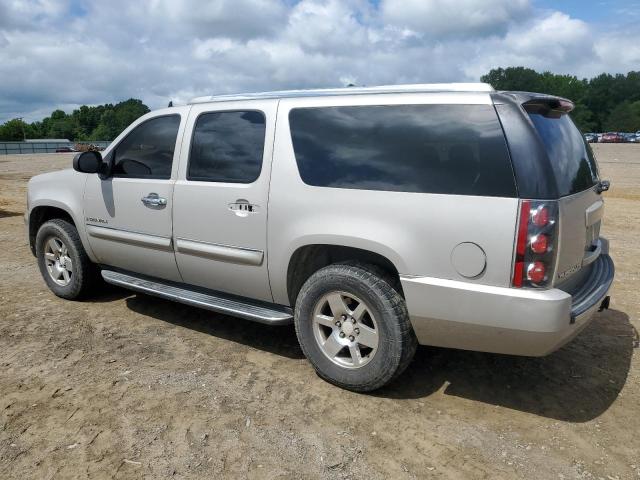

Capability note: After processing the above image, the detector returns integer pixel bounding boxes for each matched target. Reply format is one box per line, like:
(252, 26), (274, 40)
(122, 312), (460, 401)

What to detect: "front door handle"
(141, 192), (167, 208)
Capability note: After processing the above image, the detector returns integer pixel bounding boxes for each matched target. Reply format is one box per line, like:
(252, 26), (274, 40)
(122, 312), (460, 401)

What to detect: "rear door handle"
(228, 199), (259, 217)
(141, 193), (167, 208)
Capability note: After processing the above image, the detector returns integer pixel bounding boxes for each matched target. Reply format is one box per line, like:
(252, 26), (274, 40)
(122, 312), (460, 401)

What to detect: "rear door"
(172, 100), (277, 302)
(525, 108), (603, 287)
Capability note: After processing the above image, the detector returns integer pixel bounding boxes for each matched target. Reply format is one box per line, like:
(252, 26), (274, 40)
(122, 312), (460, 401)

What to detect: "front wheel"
(36, 219), (98, 299)
(294, 264), (417, 392)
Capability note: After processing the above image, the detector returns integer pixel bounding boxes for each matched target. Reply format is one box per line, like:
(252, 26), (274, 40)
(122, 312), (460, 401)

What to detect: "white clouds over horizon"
(0, 0), (639, 122)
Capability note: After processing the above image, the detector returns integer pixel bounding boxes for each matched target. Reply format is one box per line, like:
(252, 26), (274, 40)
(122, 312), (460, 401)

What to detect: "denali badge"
(85, 217), (108, 224)
(557, 263), (581, 279)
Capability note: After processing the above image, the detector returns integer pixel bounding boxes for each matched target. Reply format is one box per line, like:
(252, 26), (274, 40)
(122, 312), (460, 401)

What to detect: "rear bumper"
(401, 253), (615, 356)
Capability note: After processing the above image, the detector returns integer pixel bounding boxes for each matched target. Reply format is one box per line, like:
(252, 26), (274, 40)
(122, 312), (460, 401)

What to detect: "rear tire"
(36, 219), (98, 299)
(294, 263), (417, 392)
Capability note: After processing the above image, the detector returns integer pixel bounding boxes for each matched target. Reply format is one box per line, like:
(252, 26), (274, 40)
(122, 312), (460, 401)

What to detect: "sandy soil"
(1, 145), (639, 479)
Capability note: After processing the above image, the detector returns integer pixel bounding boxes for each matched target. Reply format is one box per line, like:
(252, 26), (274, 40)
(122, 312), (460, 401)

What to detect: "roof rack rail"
(188, 83), (494, 104)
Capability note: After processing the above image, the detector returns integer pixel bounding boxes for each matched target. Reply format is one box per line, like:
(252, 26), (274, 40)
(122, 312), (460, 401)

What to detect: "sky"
(1, 0), (639, 123)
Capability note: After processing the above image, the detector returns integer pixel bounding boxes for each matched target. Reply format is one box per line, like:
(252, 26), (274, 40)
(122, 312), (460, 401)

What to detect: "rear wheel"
(36, 219), (98, 299)
(294, 263), (417, 392)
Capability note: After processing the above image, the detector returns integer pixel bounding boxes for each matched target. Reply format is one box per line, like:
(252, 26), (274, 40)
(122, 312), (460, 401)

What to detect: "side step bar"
(101, 270), (293, 325)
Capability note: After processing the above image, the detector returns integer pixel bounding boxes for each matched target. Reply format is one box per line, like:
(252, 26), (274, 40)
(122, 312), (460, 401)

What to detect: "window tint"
(289, 104), (516, 197)
(113, 115), (180, 179)
(527, 110), (599, 196)
(188, 111), (266, 183)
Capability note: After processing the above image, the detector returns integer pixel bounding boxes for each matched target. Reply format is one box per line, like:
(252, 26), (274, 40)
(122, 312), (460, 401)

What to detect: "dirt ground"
(1, 145), (639, 480)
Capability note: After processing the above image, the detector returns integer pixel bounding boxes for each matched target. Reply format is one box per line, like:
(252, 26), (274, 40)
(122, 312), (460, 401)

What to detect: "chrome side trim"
(175, 238), (264, 266)
(86, 225), (172, 250)
(101, 270), (293, 325)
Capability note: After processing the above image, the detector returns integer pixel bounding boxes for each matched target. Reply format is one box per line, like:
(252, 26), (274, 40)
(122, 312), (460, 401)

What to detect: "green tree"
(480, 66), (544, 92)
(603, 101), (640, 132)
(571, 103), (597, 133)
(0, 99), (151, 142)
(539, 72), (587, 102)
(91, 109), (119, 140)
(0, 118), (29, 141)
(113, 98), (150, 134)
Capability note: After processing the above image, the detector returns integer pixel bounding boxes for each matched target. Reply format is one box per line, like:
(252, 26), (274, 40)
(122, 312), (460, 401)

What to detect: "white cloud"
(146, 0), (288, 39)
(593, 29), (640, 76)
(0, 0), (639, 122)
(381, 0), (531, 38)
(463, 12), (595, 79)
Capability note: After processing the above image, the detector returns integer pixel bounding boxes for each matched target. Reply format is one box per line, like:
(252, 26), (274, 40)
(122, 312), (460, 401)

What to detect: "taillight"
(512, 200), (558, 288)
(530, 234), (549, 254)
(527, 261), (546, 283)
(531, 206), (549, 227)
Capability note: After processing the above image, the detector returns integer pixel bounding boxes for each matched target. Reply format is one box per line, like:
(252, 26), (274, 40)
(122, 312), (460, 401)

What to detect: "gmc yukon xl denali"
(26, 83), (614, 391)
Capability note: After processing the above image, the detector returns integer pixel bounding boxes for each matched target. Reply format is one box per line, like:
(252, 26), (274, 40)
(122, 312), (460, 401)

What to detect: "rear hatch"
(524, 101), (604, 290)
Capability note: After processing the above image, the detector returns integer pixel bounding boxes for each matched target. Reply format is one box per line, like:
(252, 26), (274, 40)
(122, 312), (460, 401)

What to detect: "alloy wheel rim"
(312, 291), (379, 369)
(44, 236), (73, 286)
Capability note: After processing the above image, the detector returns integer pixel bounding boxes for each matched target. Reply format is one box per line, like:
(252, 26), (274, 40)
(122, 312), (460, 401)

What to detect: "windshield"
(527, 110), (599, 196)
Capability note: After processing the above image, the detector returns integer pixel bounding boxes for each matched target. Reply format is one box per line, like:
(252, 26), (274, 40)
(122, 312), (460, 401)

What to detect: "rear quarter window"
(288, 104), (516, 197)
(527, 109), (599, 196)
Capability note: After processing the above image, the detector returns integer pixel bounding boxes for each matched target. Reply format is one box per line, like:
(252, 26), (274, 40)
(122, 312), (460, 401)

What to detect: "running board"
(101, 270), (293, 325)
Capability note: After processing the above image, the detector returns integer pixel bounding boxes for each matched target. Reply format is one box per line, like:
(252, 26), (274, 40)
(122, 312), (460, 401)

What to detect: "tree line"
(0, 99), (149, 142)
(481, 67), (640, 132)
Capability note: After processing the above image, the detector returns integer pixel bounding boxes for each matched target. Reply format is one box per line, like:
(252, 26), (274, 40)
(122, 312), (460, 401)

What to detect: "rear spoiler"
(522, 96), (575, 114)
(493, 91), (575, 114)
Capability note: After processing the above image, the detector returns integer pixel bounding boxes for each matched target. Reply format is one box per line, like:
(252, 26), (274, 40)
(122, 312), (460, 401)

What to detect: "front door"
(172, 100), (277, 302)
(84, 109), (189, 282)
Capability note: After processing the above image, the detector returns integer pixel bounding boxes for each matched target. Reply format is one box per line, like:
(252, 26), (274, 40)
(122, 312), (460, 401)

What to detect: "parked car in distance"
(584, 133), (598, 143)
(629, 134), (640, 143)
(25, 84), (614, 392)
(55, 146), (76, 153)
(600, 132), (624, 143)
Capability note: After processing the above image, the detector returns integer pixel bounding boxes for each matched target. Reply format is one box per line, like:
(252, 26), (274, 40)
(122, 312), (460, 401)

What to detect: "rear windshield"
(527, 110), (599, 196)
(289, 104), (517, 197)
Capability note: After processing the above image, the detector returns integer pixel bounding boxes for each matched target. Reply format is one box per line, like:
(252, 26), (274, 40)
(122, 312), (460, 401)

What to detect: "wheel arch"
(28, 202), (91, 258)
(284, 243), (405, 307)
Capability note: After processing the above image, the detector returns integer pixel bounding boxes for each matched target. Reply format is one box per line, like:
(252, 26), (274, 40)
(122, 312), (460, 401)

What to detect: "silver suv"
(26, 84), (614, 391)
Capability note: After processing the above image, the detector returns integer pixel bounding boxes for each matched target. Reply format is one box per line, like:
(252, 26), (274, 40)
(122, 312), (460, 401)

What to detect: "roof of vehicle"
(188, 83), (495, 104)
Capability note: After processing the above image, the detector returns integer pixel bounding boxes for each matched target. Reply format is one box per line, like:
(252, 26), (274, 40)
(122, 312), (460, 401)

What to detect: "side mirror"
(73, 151), (103, 174)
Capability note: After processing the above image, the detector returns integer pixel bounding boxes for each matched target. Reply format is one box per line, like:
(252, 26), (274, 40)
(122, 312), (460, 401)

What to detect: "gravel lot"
(1, 145), (639, 479)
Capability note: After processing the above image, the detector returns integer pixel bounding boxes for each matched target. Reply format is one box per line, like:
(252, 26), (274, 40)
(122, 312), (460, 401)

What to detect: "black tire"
(36, 219), (98, 299)
(294, 263), (417, 392)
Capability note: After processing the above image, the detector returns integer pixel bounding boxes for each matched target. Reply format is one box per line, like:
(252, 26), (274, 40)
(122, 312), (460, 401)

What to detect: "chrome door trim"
(86, 224), (173, 250)
(175, 238), (264, 266)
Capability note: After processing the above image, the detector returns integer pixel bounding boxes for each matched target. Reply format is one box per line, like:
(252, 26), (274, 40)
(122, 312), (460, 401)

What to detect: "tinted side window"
(527, 111), (599, 196)
(113, 115), (180, 179)
(188, 111), (266, 183)
(289, 104), (516, 197)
